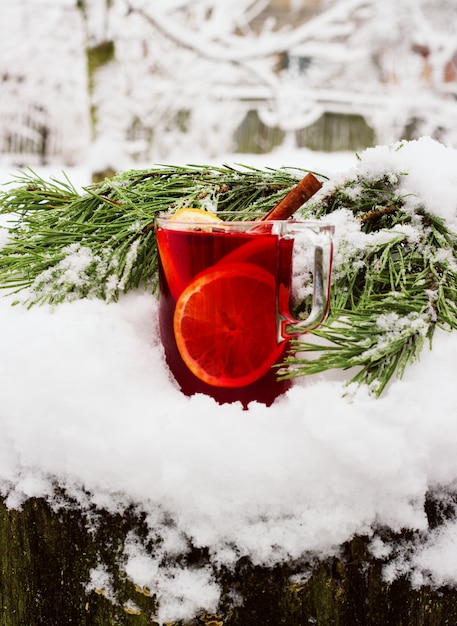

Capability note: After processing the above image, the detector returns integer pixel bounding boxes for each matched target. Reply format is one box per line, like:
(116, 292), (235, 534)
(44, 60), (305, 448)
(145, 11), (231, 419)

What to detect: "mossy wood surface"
(1, 496), (457, 625)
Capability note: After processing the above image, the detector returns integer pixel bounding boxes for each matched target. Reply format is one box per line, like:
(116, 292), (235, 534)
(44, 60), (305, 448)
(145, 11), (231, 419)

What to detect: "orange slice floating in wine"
(157, 208), (222, 299)
(173, 262), (283, 387)
(217, 236), (277, 268)
(156, 228), (186, 300)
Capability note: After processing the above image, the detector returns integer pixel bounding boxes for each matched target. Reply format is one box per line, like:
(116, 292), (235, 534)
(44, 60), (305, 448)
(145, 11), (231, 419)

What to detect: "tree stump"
(2, 494), (457, 625)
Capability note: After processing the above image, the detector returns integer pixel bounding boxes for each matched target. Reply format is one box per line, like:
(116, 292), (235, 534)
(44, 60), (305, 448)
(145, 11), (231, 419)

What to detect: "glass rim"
(155, 213), (334, 232)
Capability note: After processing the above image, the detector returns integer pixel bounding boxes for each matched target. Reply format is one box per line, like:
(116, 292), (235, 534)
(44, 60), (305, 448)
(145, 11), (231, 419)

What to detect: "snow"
(5, 0), (457, 171)
(2, 137), (457, 622)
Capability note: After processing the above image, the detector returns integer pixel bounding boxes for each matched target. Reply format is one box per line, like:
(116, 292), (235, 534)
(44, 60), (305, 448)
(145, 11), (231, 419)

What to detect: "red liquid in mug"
(156, 225), (293, 407)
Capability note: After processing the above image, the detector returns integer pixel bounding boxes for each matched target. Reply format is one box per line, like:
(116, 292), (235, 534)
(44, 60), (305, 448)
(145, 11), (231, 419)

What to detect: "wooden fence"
(1, 104), (55, 165)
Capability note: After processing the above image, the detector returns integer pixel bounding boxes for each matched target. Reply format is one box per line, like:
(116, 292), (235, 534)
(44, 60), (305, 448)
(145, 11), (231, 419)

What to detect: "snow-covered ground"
(1, 139), (457, 622)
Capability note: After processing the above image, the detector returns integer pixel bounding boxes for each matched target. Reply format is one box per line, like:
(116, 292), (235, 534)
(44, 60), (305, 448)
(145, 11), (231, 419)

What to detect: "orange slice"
(170, 208), (222, 225)
(218, 236), (294, 322)
(156, 228), (186, 300)
(173, 262), (283, 387)
(157, 208), (222, 300)
(217, 236), (277, 268)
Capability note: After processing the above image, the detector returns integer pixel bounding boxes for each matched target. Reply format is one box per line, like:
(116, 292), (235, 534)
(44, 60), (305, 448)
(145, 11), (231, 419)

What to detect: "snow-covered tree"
(280, 0), (457, 145)
(0, 0), (89, 164)
(1, 0), (457, 166)
(78, 0), (291, 167)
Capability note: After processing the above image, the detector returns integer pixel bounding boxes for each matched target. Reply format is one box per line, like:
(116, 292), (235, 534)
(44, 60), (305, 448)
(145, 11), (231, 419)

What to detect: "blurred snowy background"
(1, 0), (457, 176)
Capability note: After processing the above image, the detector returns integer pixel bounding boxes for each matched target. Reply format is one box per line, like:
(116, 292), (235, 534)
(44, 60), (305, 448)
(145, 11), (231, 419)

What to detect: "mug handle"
(280, 226), (334, 339)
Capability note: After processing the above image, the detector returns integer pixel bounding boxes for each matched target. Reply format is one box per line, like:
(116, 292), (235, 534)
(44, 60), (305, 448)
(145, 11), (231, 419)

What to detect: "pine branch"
(284, 170), (457, 395)
(0, 164), (305, 305)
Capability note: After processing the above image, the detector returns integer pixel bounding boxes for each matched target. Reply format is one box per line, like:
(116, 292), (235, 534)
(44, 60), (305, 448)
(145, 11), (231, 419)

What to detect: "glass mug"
(155, 214), (334, 407)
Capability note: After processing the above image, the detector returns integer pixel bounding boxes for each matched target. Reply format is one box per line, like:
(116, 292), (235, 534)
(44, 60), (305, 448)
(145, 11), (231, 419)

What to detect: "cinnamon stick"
(261, 172), (322, 221)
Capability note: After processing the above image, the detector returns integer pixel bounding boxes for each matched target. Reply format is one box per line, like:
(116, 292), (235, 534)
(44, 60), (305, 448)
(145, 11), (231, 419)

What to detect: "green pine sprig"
(0, 164), (307, 305)
(281, 171), (457, 395)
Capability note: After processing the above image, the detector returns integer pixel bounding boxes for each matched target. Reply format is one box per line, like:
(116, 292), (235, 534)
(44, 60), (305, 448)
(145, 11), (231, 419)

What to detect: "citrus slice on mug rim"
(169, 207), (222, 225)
(173, 261), (283, 388)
